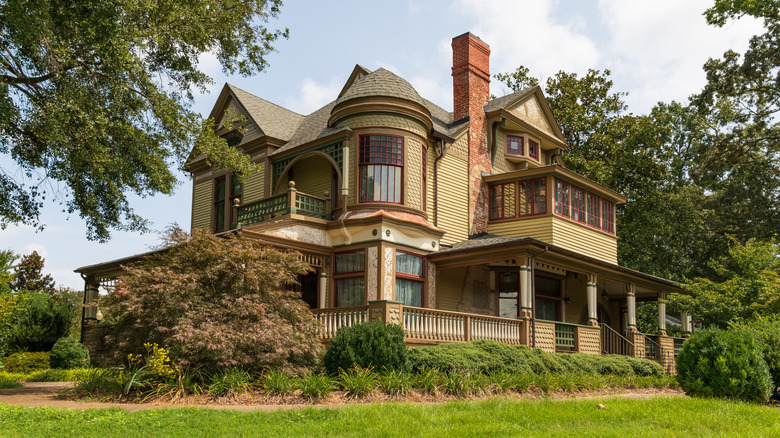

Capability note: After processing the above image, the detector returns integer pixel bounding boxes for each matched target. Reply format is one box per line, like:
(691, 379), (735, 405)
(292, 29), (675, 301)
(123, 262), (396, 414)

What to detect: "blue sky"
(1, 0), (763, 289)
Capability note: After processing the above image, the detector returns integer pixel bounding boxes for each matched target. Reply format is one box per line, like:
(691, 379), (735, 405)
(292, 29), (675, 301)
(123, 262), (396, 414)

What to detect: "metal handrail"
(601, 323), (635, 356)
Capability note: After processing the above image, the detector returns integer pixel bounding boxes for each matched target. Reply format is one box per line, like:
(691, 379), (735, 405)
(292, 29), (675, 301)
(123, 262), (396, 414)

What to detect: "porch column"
(83, 279), (100, 320)
(586, 273), (598, 327)
(517, 256), (531, 318)
(626, 283), (637, 332)
(657, 291), (667, 336)
(318, 270), (328, 309)
(680, 312), (692, 337)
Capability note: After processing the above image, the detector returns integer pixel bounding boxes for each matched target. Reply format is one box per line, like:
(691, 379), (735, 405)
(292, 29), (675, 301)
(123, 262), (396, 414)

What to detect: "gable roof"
(484, 85), (566, 143)
(224, 84), (305, 141)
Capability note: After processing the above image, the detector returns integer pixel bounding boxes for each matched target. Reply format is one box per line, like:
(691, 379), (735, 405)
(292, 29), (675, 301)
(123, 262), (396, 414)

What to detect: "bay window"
(554, 179), (570, 217)
(587, 193), (602, 229)
(334, 250), (365, 307)
(213, 175), (242, 233)
(602, 199), (615, 234)
(571, 186), (586, 223)
(395, 251), (424, 307)
(359, 135), (403, 204)
(507, 135), (524, 155)
(490, 182), (516, 220)
(519, 178), (546, 216)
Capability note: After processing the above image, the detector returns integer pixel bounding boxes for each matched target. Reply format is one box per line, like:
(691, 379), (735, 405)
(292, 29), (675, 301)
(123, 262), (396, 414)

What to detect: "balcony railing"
(235, 181), (331, 228)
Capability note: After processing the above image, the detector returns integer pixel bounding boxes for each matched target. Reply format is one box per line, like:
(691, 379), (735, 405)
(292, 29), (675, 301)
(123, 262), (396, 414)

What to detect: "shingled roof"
(483, 86), (538, 113)
(336, 68), (426, 107)
(228, 84), (304, 141)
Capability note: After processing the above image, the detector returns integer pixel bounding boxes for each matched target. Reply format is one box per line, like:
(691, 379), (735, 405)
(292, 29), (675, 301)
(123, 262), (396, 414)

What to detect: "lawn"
(0, 395), (778, 437)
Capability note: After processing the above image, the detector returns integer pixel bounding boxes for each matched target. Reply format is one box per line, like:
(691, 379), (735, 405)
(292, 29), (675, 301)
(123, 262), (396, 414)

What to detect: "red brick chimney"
(452, 32), (491, 235)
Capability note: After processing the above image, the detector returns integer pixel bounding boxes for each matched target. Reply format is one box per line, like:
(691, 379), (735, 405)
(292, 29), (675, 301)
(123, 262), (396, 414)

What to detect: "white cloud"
(452, 0), (601, 96)
(284, 78), (341, 115)
(23, 243), (48, 259)
(598, 0), (764, 111)
(410, 75), (452, 110)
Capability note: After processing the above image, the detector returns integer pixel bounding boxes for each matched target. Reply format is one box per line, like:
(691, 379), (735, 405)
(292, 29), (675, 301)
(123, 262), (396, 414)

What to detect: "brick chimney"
(452, 32), (491, 235)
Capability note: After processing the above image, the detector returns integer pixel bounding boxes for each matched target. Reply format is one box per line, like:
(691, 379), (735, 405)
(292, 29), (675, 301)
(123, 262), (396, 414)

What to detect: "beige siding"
(406, 138), (423, 210)
(487, 216), (554, 242)
(242, 165), (265, 205)
(493, 134), (511, 174)
(348, 138), (357, 205)
(510, 96), (555, 139)
(437, 154), (469, 246)
(551, 217), (618, 264)
(221, 101), (263, 145)
(437, 267), (467, 311)
(426, 145), (435, 218)
(293, 155), (331, 199)
(192, 180), (212, 230)
(334, 114), (428, 138)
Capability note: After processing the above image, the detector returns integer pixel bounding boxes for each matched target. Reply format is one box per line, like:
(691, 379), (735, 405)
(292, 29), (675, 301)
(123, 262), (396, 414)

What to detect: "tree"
(0, 0), (288, 240)
(102, 229), (323, 374)
(3, 291), (72, 353)
(11, 251), (56, 294)
(0, 249), (17, 295)
(672, 239), (780, 329)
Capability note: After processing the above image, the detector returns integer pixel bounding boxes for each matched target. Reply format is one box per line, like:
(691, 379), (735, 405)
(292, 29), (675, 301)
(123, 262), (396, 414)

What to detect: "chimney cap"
(452, 32), (489, 47)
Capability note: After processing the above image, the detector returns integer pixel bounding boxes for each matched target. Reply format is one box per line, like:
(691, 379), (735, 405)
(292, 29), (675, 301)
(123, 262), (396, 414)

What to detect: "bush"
(733, 317), (780, 387)
(407, 340), (536, 375)
(49, 337), (90, 369)
(590, 355), (634, 376)
(0, 351), (50, 373)
(323, 320), (408, 375)
(625, 356), (664, 377)
(3, 291), (72, 354)
(101, 229), (323, 374)
(676, 328), (773, 402)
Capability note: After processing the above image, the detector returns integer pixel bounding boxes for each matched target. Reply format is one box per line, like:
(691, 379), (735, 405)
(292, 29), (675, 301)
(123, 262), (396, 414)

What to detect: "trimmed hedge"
(676, 328), (772, 402)
(0, 352), (50, 373)
(323, 320), (409, 375)
(407, 340), (663, 377)
(49, 337), (90, 369)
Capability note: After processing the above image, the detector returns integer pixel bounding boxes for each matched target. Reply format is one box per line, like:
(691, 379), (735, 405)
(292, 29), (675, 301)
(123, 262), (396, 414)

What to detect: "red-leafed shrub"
(101, 228), (323, 374)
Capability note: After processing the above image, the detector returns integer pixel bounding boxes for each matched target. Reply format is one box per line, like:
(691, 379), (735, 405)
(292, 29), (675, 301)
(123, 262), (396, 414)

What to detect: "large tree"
(0, 0), (287, 240)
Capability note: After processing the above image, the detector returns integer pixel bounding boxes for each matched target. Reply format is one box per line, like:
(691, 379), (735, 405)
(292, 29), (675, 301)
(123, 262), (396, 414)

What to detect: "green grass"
(0, 396), (778, 437)
(0, 381), (22, 389)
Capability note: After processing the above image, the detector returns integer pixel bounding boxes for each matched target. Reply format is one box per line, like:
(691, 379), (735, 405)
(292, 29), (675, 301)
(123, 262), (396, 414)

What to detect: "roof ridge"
(226, 83), (305, 118)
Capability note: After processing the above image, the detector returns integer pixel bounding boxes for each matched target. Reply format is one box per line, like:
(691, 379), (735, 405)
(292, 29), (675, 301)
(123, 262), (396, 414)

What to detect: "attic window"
(504, 134), (540, 163)
(507, 135), (524, 155)
(222, 130), (244, 147)
(528, 139), (539, 161)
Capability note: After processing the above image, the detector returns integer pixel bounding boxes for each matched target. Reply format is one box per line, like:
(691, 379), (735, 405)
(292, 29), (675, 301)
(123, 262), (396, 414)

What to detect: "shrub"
(676, 328), (773, 402)
(208, 368), (252, 398)
(591, 355), (634, 376)
(3, 292), (72, 353)
(0, 352), (50, 373)
(49, 337), (90, 369)
(338, 366), (377, 398)
(625, 356), (663, 377)
(102, 229), (323, 374)
(407, 340), (536, 374)
(323, 320), (408, 375)
(733, 317), (780, 387)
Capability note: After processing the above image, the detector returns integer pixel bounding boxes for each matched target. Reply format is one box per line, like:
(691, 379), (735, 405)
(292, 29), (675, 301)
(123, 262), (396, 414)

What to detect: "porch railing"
(311, 306), (367, 340)
(601, 323), (634, 356)
(235, 181), (331, 228)
(470, 314), (523, 344)
(403, 307), (466, 342)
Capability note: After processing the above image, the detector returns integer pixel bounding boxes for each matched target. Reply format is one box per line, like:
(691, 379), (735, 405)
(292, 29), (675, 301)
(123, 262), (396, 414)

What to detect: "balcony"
(234, 181), (331, 228)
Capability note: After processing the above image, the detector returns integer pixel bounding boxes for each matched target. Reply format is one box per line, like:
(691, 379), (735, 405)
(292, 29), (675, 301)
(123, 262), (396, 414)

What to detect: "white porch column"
(84, 280), (100, 320)
(517, 256), (531, 318)
(586, 273), (598, 327)
(626, 283), (637, 332)
(680, 312), (691, 337)
(657, 291), (667, 336)
(318, 271), (328, 309)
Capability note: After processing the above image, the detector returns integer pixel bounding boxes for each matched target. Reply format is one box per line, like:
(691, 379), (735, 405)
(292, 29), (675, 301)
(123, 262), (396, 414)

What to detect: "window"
(334, 251), (365, 307)
(535, 275), (561, 321)
(602, 199), (615, 234)
(554, 179), (570, 217)
(507, 135), (524, 155)
(587, 193), (601, 229)
(528, 139), (539, 161)
(359, 135), (403, 204)
(518, 178), (546, 216)
(490, 182), (516, 219)
(571, 186), (586, 223)
(213, 175), (242, 233)
(395, 252), (424, 307)
(498, 271), (519, 318)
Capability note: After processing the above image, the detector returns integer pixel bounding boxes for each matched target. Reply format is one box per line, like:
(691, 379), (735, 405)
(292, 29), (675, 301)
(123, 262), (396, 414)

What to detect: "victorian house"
(78, 33), (688, 371)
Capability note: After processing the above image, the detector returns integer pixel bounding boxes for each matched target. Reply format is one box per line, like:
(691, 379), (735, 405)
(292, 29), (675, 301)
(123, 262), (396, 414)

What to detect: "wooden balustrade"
(403, 307), (466, 342)
(311, 306), (367, 340)
(469, 314), (523, 344)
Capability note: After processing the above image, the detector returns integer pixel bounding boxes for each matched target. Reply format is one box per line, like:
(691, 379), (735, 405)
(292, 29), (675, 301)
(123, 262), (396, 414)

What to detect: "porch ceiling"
(431, 235), (684, 294)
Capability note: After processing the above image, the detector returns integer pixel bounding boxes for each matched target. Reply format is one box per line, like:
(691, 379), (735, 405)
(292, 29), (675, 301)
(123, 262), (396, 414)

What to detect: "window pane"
(554, 179), (570, 217)
(518, 181), (532, 216)
(529, 140), (539, 160)
(214, 177), (226, 201)
(214, 201), (225, 231)
(336, 277), (365, 307)
(335, 251), (365, 274)
(396, 279), (422, 307)
(231, 179), (242, 197)
(507, 135), (523, 154)
(535, 298), (558, 321)
(396, 252), (423, 276)
(534, 179), (546, 214)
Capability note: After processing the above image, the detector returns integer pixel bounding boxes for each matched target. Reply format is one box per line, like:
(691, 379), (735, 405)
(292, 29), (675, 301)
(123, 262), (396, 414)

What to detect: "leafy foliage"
(2, 291), (72, 353)
(102, 228), (322, 374)
(0, 351), (50, 373)
(676, 328), (772, 402)
(49, 337), (89, 369)
(10, 251), (55, 294)
(0, 0), (288, 240)
(673, 239), (780, 328)
(731, 317), (780, 389)
(0, 249), (18, 295)
(323, 320), (409, 375)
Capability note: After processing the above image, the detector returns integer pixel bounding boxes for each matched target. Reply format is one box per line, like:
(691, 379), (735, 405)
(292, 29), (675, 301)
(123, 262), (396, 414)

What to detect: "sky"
(0, 0), (764, 290)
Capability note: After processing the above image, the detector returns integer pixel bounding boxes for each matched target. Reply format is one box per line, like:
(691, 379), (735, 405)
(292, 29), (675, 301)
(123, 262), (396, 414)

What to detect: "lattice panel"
(578, 327), (601, 355)
(272, 141), (344, 191)
(633, 334), (646, 358)
(534, 322), (556, 353)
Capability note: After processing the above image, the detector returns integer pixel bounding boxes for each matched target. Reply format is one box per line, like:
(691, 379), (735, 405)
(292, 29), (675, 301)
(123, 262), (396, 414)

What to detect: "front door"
(295, 272), (319, 309)
(498, 272), (519, 318)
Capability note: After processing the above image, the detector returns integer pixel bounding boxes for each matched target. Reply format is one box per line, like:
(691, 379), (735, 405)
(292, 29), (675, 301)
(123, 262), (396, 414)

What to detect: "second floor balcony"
(234, 181), (332, 228)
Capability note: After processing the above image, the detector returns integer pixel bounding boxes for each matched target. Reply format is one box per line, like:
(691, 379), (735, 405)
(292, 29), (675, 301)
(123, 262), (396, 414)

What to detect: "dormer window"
(505, 134), (540, 163)
(507, 135), (524, 155)
(359, 135), (403, 204)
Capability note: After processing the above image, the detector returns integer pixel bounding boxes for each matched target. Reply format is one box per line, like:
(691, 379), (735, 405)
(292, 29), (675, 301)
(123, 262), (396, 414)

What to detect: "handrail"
(537, 319), (595, 329)
(601, 323), (635, 356)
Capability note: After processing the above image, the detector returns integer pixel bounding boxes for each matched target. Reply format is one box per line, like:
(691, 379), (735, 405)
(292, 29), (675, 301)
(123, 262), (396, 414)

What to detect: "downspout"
(338, 142), (352, 245)
(530, 245), (549, 349)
